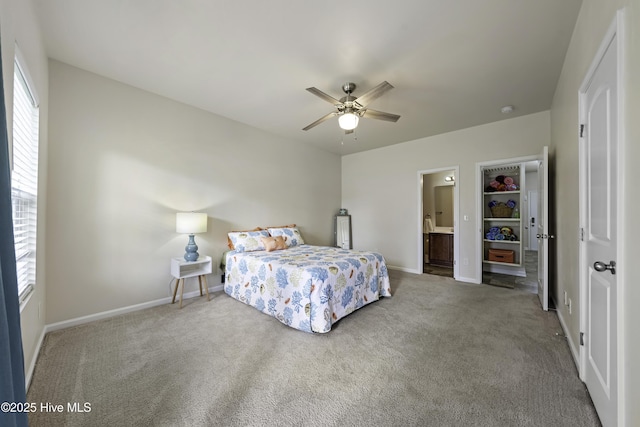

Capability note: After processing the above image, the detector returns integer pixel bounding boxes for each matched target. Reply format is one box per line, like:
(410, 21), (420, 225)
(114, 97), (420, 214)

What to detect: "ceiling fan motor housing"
(342, 82), (356, 94)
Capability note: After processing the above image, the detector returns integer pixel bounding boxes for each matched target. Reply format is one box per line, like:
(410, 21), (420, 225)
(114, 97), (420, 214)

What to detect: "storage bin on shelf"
(488, 249), (515, 263)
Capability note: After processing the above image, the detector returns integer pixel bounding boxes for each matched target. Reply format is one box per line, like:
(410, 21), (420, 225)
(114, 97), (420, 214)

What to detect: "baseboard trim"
(454, 275), (479, 284)
(556, 308), (581, 373)
(387, 265), (422, 274)
(45, 285), (224, 333)
(24, 327), (46, 391)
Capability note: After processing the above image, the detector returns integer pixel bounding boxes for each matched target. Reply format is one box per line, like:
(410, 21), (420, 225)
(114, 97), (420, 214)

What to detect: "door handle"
(594, 260), (616, 275)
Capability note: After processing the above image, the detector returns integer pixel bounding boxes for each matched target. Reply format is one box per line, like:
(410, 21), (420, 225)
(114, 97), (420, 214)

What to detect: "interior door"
(583, 35), (618, 427)
(536, 147), (549, 311)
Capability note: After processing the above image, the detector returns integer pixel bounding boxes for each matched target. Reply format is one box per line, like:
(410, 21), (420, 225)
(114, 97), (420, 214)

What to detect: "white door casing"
(579, 15), (621, 427)
(527, 191), (539, 251)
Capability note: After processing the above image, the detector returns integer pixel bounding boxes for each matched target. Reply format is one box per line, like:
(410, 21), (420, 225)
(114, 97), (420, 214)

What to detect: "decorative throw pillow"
(260, 236), (287, 252)
(267, 227), (305, 247)
(228, 230), (271, 252)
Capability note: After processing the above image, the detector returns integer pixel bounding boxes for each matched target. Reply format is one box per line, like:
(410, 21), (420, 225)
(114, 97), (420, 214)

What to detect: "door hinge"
(580, 332), (585, 346)
(579, 124), (585, 138)
(579, 227), (584, 241)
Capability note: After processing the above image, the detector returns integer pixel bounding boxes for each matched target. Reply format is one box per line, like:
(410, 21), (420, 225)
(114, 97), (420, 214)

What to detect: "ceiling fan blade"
(306, 87), (342, 105)
(361, 108), (401, 122)
(353, 81), (394, 108)
(302, 112), (337, 131)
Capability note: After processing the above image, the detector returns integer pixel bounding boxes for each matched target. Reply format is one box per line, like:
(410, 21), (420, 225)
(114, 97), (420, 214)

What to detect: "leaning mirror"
(334, 215), (352, 249)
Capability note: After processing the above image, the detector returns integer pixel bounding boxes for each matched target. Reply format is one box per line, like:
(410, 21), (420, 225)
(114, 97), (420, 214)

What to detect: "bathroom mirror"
(334, 215), (352, 249)
(434, 185), (454, 227)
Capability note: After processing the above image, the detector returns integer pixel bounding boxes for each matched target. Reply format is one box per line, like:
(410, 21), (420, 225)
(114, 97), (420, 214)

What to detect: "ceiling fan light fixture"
(338, 112), (359, 130)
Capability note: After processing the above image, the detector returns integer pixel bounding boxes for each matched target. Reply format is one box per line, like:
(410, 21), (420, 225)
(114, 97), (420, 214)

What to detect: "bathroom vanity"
(428, 231), (454, 268)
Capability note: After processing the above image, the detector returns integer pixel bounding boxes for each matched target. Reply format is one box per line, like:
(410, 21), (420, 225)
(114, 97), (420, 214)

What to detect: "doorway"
(418, 167), (459, 279)
(479, 158), (544, 295)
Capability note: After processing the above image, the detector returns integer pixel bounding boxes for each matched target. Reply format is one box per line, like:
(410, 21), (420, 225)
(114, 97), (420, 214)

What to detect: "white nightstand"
(170, 255), (212, 308)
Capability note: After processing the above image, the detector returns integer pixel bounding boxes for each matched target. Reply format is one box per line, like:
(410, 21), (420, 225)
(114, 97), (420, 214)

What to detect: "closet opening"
(480, 160), (540, 293)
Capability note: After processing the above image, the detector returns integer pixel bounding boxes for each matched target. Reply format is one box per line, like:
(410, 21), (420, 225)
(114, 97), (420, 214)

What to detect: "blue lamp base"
(184, 234), (199, 261)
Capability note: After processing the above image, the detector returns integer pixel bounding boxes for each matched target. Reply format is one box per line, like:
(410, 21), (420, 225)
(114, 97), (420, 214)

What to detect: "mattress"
(224, 245), (391, 333)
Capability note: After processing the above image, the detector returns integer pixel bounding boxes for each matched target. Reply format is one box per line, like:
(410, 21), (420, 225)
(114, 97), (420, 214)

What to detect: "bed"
(223, 227), (391, 333)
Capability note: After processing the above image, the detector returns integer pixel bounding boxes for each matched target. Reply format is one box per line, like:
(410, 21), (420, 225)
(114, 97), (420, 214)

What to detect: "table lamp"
(176, 212), (207, 261)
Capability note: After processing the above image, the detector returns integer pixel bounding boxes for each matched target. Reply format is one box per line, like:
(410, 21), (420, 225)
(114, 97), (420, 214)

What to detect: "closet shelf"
(483, 190), (520, 195)
(483, 260), (520, 267)
(483, 239), (519, 244)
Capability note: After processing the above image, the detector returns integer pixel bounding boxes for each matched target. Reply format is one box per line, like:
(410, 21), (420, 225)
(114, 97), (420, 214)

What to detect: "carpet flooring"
(27, 270), (600, 426)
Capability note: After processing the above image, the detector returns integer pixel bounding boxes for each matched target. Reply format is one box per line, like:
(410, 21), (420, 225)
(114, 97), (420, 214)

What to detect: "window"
(11, 53), (39, 303)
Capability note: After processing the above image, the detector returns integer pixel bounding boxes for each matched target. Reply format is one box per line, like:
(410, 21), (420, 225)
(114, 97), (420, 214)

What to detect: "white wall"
(550, 0), (640, 424)
(45, 61), (341, 324)
(0, 0), (49, 385)
(342, 111), (549, 281)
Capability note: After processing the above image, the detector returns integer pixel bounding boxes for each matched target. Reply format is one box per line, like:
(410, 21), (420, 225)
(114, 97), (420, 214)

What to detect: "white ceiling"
(33, 0), (582, 155)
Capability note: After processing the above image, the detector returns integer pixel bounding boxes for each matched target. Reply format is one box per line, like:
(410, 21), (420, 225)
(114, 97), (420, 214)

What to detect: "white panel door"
(583, 35), (618, 427)
(536, 147), (549, 311)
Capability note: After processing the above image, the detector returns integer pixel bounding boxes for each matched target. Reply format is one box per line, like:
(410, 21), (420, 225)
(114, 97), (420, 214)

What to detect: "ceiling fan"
(302, 81), (400, 133)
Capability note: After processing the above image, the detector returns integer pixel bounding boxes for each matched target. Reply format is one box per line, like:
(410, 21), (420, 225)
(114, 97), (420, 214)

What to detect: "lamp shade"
(338, 113), (359, 130)
(176, 212), (208, 234)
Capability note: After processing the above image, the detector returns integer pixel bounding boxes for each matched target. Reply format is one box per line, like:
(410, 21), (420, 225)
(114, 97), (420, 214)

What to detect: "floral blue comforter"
(224, 245), (391, 333)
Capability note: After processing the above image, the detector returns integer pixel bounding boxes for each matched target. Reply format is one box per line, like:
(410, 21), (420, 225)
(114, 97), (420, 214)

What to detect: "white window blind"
(11, 56), (39, 302)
